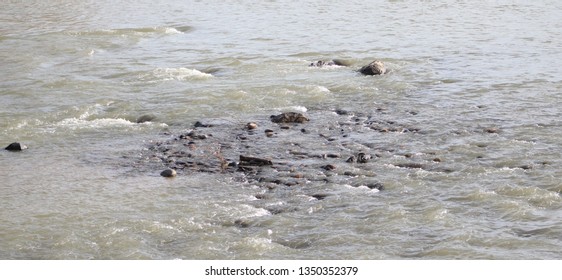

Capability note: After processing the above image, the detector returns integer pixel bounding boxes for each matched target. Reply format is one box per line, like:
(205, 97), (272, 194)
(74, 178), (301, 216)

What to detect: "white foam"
(56, 117), (136, 129)
(151, 67), (213, 82)
(161, 27), (183, 34)
(314, 85), (330, 93)
(277, 105), (308, 112)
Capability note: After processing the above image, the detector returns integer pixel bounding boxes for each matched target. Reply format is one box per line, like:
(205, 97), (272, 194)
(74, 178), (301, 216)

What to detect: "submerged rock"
(136, 114), (156, 123)
(194, 121), (213, 128)
(309, 59), (350, 67)
(5, 142), (27, 151)
(270, 112), (309, 123)
(239, 155), (273, 166)
(359, 60), (386, 75)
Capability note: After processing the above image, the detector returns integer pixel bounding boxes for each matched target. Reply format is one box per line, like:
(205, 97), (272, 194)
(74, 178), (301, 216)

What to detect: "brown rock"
(270, 112), (309, 123)
(359, 60), (386, 75)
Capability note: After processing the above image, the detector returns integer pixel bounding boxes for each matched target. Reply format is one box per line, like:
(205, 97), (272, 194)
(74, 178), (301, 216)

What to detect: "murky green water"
(1, 0), (561, 259)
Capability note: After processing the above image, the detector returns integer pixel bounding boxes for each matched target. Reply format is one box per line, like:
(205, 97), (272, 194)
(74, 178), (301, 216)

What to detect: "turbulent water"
(1, 0), (561, 259)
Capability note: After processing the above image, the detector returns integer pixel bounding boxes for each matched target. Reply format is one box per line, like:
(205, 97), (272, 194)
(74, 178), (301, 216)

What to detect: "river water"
(1, 0), (561, 259)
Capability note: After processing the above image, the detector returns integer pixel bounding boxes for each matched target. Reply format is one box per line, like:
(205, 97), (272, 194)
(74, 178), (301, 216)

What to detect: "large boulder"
(359, 60), (386, 75)
(5, 142), (27, 151)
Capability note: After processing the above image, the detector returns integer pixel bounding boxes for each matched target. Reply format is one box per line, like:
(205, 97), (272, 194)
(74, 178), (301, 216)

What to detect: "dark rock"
(194, 121), (213, 128)
(239, 155), (273, 166)
(266, 205), (299, 215)
(237, 165), (254, 172)
(335, 109), (350, 115)
(187, 131), (208, 140)
(265, 130), (274, 137)
(5, 142), (27, 151)
(518, 164), (533, 170)
(234, 219), (251, 228)
(359, 60), (386, 75)
(311, 194), (330, 200)
(160, 169), (177, 177)
(346, 156), (356, 163)
(484, 127), (499, 134)
(270, 112), (309, 123)
(322, 164), (336, 171)
(357, 152), (372, 163)
(366, 182), (385, 191)
(136, 114), (156, 123)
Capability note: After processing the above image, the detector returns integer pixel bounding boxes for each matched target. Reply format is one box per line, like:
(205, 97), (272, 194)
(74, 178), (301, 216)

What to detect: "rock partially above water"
(359, 60), (386, 75)
(160, 169), (177, 178)
(270, 112), (309, 123)
(5, 142), (27, 151)
(246, 122), (258, 130)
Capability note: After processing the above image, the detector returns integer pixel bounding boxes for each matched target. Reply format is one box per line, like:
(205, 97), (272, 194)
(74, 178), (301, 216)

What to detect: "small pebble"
(247, 122), (257, 130)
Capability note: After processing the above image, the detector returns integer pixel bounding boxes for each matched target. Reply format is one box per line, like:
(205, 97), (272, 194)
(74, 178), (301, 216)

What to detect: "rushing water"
(1, 0), (561, 259)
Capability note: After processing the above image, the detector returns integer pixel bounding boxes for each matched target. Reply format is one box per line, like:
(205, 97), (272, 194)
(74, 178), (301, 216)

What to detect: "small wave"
(239, 205), (271, 219)
(277, 105), (307, 112)
(56, 117), (136, 129)
(144, 68), (214, 82)
(66, 26), (190, 37)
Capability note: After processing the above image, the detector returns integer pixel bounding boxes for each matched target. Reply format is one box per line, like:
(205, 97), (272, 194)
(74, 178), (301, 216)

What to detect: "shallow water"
(1, 0), (561, 259)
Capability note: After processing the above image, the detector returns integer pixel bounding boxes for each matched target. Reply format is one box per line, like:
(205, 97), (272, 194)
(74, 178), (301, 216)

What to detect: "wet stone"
(234, 219), (252, 228)
(311, 194), (330, 200)
(131, 108), (435, 211)
(160, 169), (177, 178)
(366, 183), (385, 191)
(357, 152), (372, 163)
(240, 155), (273, 166)
(246, 122), (258, 130)
(194, 121), (213, 128)
(270, 112), (309, 123)
(359, 60), (386, 76)
(484, 127), (500, 134)
(5, 142), (27, 151)
(322, 164), (336, 171)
